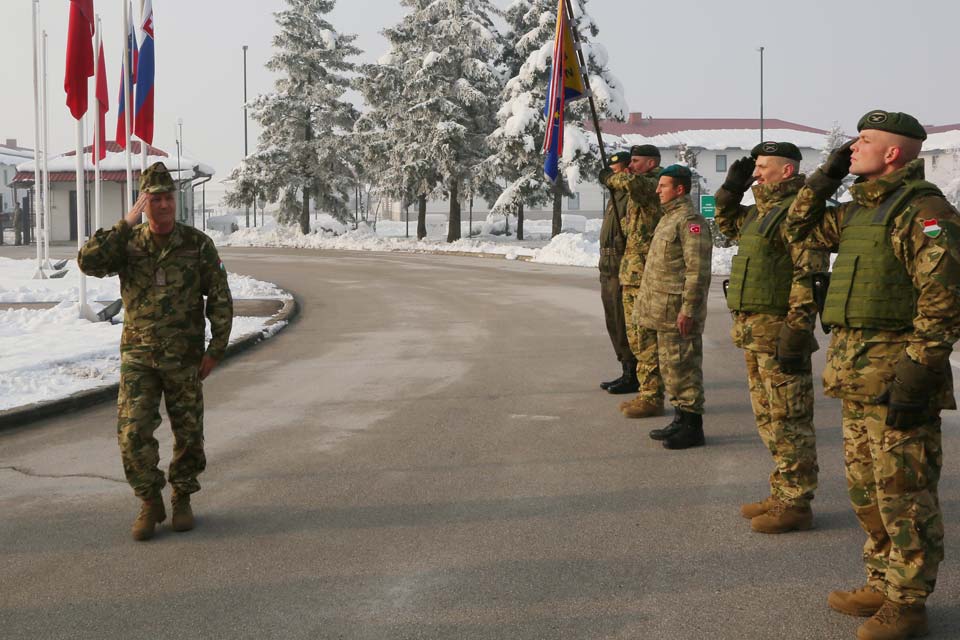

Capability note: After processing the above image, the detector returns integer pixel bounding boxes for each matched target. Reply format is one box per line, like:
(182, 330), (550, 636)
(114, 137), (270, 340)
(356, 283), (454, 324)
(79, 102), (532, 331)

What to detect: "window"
(716, 154), (727, 173)
(567, 192), (580, 210)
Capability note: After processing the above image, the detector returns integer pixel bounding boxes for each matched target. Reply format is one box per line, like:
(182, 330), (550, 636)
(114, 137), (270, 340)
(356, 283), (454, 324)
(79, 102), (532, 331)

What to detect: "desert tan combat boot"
(828, 584), (886, 617)
(856, 600), (928, 640)
(618, 395), (642, 411)
(749, 499), (813, 534)
(740, 496), (776, 519)
(131, 495), (166, 541)
(621, 398), (664, 418)
(171, 492), (195, 532)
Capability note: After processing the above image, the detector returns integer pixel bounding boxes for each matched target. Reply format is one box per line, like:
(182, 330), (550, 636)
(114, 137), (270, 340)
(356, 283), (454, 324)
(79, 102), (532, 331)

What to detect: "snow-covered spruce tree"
(485, 0), (627, 238)
(355, 0), (442, 240)
(400, 0), (502, 243)
(244, 0), (361, 234)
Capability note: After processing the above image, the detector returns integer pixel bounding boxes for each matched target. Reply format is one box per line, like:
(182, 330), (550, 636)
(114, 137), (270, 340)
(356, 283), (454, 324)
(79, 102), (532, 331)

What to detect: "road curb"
(0, 293), (299, 431)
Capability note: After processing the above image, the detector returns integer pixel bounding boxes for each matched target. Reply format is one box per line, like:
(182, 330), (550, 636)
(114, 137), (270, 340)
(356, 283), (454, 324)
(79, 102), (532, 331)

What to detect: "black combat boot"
(606, 362), (639, 394)
(600, 360), (631, 390)
(648, 408), (683, 441)
(662, 411), (705, 450)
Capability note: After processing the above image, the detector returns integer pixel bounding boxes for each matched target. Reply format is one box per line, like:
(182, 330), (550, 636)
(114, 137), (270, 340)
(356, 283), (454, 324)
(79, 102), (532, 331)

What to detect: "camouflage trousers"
(744, 350), (818, 507)
(622, 285), (664, 403)
(600, 274), (633, 365)
(842, 400), (944, 605)
(117, 352), (206, 499)
(656, 331), (704, 414)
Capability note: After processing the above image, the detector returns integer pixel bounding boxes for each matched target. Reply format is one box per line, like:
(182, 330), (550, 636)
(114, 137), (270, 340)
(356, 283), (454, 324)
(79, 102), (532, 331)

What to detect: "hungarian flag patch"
(689, 223), (701, 234)
(922, 219), (942, 238)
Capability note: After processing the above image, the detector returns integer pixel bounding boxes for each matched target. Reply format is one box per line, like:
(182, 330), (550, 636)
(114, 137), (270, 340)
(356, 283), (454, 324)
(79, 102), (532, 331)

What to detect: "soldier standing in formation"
(596, 151), (637, 395)
(636, 164), (712, 449)
(787, 110), (960, 640)
(79, 162), (234, 542)
(602, 145), (666, 416)
(715, 141), (826, 534)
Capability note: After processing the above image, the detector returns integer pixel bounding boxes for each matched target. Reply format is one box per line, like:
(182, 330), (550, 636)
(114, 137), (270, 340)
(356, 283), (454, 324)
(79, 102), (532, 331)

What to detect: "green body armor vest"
(726, 196), (795, 315)
(822, 180), (941, 330)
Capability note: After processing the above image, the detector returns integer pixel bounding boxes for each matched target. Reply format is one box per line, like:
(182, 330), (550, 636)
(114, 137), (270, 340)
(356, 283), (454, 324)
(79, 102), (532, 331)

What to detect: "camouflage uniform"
(598, 181), (632, 367)
(79, 202), (233, 500)
(605, 168), (665, 403)
(787, 158), (960, 605)
(716, 175), (825, 508)
(637, 194), (712, 414)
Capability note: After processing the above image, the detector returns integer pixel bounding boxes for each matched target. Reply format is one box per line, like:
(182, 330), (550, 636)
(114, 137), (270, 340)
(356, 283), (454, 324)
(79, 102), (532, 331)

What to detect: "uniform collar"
(850, 158), (925, 207)
(751, 175), (804, 215)
(662, 194), (694, 215)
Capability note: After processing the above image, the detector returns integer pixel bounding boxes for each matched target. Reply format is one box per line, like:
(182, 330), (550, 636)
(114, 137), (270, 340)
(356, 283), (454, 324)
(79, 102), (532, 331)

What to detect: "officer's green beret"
(857, 109), (927, 141)
(139, 161), (176, 194)
(660, 164), (692, 180)
(750, 141), (802, 162)
(630, 144), (660, 158)
(607, 151), (630, 167)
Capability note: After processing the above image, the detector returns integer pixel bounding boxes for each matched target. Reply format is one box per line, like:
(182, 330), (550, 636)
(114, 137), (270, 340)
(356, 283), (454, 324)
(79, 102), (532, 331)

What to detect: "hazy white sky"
(3, 0), (958, 204)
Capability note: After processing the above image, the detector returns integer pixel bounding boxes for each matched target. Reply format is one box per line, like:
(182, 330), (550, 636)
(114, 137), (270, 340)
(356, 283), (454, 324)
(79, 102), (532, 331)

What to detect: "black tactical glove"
(722, 156), (756, 194)
(775, 323), (813, 374)
(821, 139), (854, 180)
(598, 167), (613, 185)
(884, 356), (943, 429)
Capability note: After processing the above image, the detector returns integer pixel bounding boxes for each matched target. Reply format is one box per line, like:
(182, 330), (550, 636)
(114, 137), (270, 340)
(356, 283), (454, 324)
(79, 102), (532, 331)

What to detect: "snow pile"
(532, 232), (599, 267)
(0, 259), (292, 412)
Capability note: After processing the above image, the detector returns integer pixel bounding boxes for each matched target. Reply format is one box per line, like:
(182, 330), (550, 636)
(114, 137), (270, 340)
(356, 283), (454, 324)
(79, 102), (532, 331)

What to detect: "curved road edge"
(0, 293), (300, 431)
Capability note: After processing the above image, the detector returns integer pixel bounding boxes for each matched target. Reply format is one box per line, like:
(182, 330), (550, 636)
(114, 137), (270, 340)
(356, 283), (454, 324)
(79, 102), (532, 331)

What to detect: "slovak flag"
(115, 1), (138, 150)
(134, 0), (156, 145)
(542, 0), (586, 184)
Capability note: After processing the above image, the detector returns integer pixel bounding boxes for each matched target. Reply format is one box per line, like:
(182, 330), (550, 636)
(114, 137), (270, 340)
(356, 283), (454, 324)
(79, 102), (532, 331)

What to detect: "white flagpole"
(94, 17), (102, 232)
(41, 29), (53, 269)
(139, 0), (147, 175)
(30, 0), (45, 279)
(75, 119), (95, 321)
(122, 0), (134, 214)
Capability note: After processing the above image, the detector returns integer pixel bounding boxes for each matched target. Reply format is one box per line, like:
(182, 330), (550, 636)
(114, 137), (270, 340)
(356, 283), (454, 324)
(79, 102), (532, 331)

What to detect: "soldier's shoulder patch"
(922, 218), (942, 239)
(688, 223), (701, 234)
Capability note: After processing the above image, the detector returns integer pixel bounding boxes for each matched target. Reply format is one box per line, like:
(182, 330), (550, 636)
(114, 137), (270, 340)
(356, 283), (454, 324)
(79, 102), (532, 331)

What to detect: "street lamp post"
(242, 44), (250, 228)
(757, 46), (765, 142)
(176, 117), (184, 222)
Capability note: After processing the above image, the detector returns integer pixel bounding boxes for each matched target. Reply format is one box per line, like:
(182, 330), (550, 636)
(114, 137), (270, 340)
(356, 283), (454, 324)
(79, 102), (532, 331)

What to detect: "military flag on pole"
(542, 0), (586, 184)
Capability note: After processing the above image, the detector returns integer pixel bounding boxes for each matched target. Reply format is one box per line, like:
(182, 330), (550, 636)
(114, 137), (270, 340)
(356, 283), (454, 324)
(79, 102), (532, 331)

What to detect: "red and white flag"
(94, 41), (109, 163)
(64, 0), (95, 120)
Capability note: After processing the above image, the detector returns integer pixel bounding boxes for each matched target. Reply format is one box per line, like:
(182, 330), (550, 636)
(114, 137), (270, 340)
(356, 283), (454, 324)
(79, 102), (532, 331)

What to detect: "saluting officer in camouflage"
(79, 162), (233, 542)
(715, 141), (827, 534)
(602, 145), (666, 415)
(786, 111), (960, 640)
(596, 151), (636, 394)
(637, 165), (712, 449)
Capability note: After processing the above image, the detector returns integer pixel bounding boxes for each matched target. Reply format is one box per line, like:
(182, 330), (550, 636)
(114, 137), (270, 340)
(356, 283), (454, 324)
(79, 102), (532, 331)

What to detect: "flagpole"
(561, 0), (621, 219)
(30, 0), (45, 279)
(94, 17), (102, 232)
(122, 0), (134, 215)
(41, 29), (53, 269)
(137, 0), (148, 176)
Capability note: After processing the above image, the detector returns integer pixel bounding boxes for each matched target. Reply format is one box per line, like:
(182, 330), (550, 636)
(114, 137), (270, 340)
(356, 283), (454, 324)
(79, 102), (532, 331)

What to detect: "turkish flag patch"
(689, 223), (701, 234)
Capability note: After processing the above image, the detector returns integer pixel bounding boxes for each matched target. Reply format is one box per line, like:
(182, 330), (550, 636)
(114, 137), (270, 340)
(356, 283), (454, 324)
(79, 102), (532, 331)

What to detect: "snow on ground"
(209, 213), (735, 274)
(0, 259), (290, 411)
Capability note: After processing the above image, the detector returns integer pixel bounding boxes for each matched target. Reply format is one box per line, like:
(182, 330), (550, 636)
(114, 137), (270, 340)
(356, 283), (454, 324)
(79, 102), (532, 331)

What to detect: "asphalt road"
(2, 246), (958, 640)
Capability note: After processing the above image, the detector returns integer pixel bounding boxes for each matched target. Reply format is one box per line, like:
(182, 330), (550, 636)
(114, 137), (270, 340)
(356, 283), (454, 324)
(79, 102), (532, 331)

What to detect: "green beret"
(139, 161), (176, 194)
(750, 141), (802, 162)
(857, 109), (927, 141)
(660, 164), (692, 180)
(630, 144), (660, 158)
(607, 151), (630, 167)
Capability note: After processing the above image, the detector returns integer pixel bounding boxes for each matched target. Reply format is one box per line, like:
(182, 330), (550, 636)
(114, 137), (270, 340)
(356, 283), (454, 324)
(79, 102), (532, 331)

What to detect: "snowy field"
(0, 257), (291, 412)
(206, 213), (738, 275)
